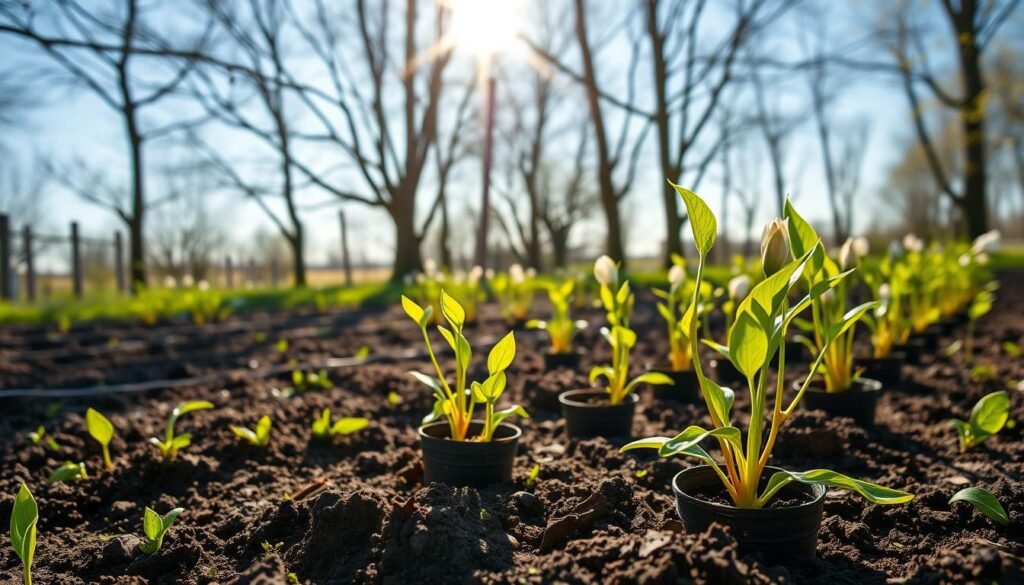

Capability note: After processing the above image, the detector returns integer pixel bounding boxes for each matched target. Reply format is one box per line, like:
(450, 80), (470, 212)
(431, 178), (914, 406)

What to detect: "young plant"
(528, 279), (587, 354)
(789, 233), (877, 392)
(492, 264), (535, 324)
(949, 486), (1009, 527)
(310, 409), (370, 438)
(27, 427), (60, 452)
(590, 255), (672, 404)
(952, 390), (1009, 451)
(139, 506), (184, 554)
(654, 261), (698, 372)
(402, 291), (528, 442)
(10, 484), (37, 585)
(48, 461), (88, 483)
(85, 407), (115, 470)
(623, 185), (913, 509)
(231, 415), (272, 447)
(149, 400), (214, 461)
(964, 288), (994, 364)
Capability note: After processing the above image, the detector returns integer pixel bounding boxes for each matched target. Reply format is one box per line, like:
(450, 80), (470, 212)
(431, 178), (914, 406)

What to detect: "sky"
(0, 0), (1008, 273)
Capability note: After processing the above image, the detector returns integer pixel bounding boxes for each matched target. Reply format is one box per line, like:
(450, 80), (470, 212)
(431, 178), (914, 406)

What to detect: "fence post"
(339, 210), (353, 286)
(114, 231), (126, 294)
(71, 221), (83, 298)
(23, 225), (35, 302)
(225, 255), (234, 289)
(0, 214), (11, 301)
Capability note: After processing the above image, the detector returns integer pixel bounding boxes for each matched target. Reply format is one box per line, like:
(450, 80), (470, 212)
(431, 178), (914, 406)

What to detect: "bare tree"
(750, 53), (802, 216)
(0, 0), (211, 288)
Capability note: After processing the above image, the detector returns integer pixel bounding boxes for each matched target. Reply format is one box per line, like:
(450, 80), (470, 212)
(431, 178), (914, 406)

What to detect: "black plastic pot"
(543, 351), (582, 372)
(800, 378), (883, 427)
(936, 318), (958, 337)
(648, 363), (700, 403)
(893, 338), (925, 365)
(419, 421), (521, 487)
(673, 465), (826, 562)
(559, 389), (637, 439)
(913, 327), (940, 353)
(712, 358), (744, 387)
(855, 352), (905, 386)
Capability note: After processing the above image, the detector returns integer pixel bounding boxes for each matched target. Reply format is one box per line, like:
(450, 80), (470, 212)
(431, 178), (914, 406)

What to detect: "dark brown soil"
(1, 274), (1023, 584)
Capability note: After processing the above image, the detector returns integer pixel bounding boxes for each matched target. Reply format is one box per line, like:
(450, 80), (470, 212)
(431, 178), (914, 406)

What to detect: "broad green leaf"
(143, 507), (162, 541)
(702, 339), (731, 361)
(171, 434), (192, 450)
(659, 424), (743, 456)
(440, 290), (466, 329)
(620, 435), (720, 469)
(401, 295), (426, 327)
(702, 378), (735, 423)
(409, 371), (445, 393)
(331, 417), (370, 435)
(173, 401), (214, 418)
(611, 326), (637, 349)
(161, 508), (184, 532)
(783, 199), (819, 260)
(437, 326), (457, 353)
(10, 484), (37, 566)
(85, 408), (114, 445)
(589, 366), (614, 385)
(623, 372), (673, 396)
(230, 426), (258, 444)
(949, 486), (1009, 526)
(487, 332), (516, 374)
(825, 302), (879, 342)
(970, 391), (1010, 436)
(968, 292), (993, 321)
(48, 461), (88, 483)
(255, 416), (272, 441)
(312, 409), (331, 436)
(672, 183), (717, 256)
(768, 468), (913, 504)
(478, 371), (507, 402)
(491, 404), (529, 427)
(729, 312), (768, 379)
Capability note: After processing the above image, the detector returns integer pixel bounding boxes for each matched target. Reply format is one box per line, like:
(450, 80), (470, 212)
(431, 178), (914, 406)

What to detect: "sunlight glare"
(448, 0), (523, 58)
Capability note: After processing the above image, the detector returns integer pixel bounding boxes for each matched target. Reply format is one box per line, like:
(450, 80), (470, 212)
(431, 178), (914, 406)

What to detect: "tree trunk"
(957, 26), (989, 238)
(390, 194), (423, 281)
(439, 189), (452, 270)
(289, 229), (306, 287)
(551, 229), (569, 269)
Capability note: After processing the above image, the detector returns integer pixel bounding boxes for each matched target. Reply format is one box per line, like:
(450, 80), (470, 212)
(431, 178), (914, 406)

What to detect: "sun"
(447, 0), (524, 58)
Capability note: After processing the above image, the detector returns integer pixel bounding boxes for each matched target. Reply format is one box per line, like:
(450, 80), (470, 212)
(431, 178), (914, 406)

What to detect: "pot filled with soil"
(543, 350), (582, 372)
(800, 377), (883, 427)
(855, 352), (905, 386)
(559, 389), (638, 438)
(673, 465), (826, 561)
(419, 421), (521, 487)
(647, 363), (700, 402)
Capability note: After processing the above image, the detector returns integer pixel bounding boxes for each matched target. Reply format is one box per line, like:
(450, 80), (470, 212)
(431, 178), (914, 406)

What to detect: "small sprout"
(48, 461), (88, 483)
(525, 463), (541, 490)
(356, 345), (371, 359)
(10, 484), (38, 585)
(635, 469), (649, 479)
(276, 338), (289, 352)
(287, 369), (333, 395)
(479, 509), (492, 521)
(970, 365), (996, 381)
(260, 540), (282, 558)
(949, 486), (1009, 526)
(288, 573), (300, 584)
(27, 427), (60, 452)
(387, 391), (402, 405)
(139, 506), (184, 554)
(149, 400), (214, 461)
(1002, 341), (1021, 358)
(85, 408), (116, 470)
(311, 409), (369, 439)
(952, 391), (1010, 451)
(230, 415), (272, 447)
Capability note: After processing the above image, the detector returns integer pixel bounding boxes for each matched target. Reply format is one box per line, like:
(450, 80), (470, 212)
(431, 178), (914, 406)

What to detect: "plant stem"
(102, 445), (112, 470)
(24, 564), (31, 585)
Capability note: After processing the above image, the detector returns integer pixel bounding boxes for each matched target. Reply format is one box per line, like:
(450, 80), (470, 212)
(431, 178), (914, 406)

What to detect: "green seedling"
(387, 391), (403, 405)
(528, 279), (587, 355)
(654, 258), (707, 372)
(10, 484), (38, 585)
(402, 292), (528, 442)
(623, 186), (913, 508)
(230, 415), (272, 447)
(310, 409), (369, 439)
(27, 427), (60, 452)
(85, 407), (116, 470)
(149, 400), (214, 461)
(950, 486), (1009, 527)
(48, 461), (88, 483)
(139, 506), (184, 554)
(965, 288), (994, 364)
(952, 391), (1010, 451)
(283, 369), (332, 396)
(590, 255), (673, 404)
(525, 463), (541, 490)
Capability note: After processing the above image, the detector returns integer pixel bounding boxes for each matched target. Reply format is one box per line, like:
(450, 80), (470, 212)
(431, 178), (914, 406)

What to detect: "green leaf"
(620, 435), (720, 469)
(161, 508), (184, 531)
(491, 404), (529, 427)
(331, 417), (370, 435)
(85, 408), (114, 446)
(949, 487), (1009, 526)
(48, 461), (88, 483)
(659, 425), (743, 457)
(767, 469), (913, 504)
(825, 302), (879, 342)
(702, 378), (735, 423)
(783, 198), (819, 260)
(487, 332), (516, 374)
(409, 371), (445, 393)
(173, 401), (214, 418)
(968, 291), (993, 321)
(970, 391), (1010, 437)
(440, 290), (466, 329)
(10, 484), (37, 567)
(171, 434), (192, 450)
(312, 409), (331, 436)
(589, 366), (614, 385)
(672, 183), (717, 256)
(729, 312), (768, 379)
(401, 295), (427, 327)
(478, 371), (507, 402)
(143, 507), (162, 541)
(230, 425), (258, 444)
(437, 326), (458, 353)
(255, 416), (272, 443)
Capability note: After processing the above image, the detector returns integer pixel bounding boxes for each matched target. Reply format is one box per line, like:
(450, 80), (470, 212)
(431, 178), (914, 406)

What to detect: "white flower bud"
(760, 218), (791, 277)
(182, 274), (195, 288)
(593, 255), (617, 286)
(423, 258), (438, 277)
(902, 233), (923, 253)
(163, 276), (177, 289)
(668, 265), (686, 289)
(971, 229), (1001, 255)
(469, 265), (483, 284)
(852, 237), (869, 258)
(839, 238), (858, 271)
(728, 274), (751, 300)
(878, 283), (891, 303)
(197, 280), (210, 291)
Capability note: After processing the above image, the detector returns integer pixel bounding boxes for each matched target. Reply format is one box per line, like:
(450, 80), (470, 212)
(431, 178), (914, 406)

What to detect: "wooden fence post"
(225, 255), (234, 289)
(114, 231), (126, 294)
(0, 214), (11, 301)
(339, 210), (353, 286)
(71, 221), (83, 298)
(23, 225), (35, 302)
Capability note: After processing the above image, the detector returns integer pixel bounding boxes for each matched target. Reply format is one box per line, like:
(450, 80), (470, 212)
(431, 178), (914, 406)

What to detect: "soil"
(1, 273), (1023, 584)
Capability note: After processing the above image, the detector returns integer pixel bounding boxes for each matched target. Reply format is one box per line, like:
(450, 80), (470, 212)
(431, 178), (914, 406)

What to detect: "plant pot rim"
(672, 465), (826, 513)
(418, 420), (522, 444)
(558, 388), (638, 408)
(797, 376), (883, 395)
